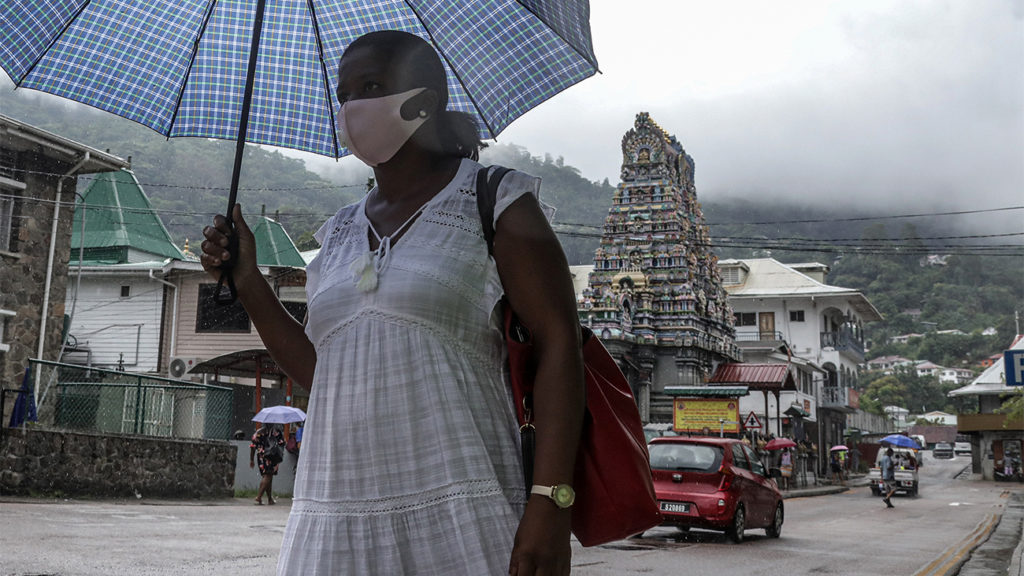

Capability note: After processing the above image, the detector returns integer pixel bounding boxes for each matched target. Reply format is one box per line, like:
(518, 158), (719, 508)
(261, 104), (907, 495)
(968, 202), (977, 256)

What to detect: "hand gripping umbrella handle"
(213, 230), (240, 305)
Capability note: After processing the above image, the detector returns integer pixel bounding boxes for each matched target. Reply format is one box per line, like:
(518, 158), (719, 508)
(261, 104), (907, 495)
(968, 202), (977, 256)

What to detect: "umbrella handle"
(214, 232), (240, 305)
(214, 0), (267, 307)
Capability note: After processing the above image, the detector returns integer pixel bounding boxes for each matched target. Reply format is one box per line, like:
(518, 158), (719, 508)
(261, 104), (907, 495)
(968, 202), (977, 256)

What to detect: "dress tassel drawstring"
(352, 204), (422, 292)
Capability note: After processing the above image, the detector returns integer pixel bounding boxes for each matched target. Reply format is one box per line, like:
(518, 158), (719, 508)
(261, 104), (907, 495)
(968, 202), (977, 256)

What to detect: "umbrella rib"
(305, 0), (340, 158)
(510, 0), (600, 72)
(14, 0), (94, 86)
(400, 0), (498, 139)
(166, 0), (221, 137)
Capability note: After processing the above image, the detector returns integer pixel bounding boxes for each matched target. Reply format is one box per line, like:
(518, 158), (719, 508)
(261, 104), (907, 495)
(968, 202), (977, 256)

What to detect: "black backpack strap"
(475, 165), (513, 255)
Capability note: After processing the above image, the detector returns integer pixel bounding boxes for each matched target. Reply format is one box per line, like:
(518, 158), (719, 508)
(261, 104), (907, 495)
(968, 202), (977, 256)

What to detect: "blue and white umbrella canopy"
(0, 0), (599, 158)
(253, 405), (307, 424)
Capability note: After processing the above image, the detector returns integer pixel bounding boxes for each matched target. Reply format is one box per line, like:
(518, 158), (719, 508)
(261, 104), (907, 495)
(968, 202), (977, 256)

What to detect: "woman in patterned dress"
(201, 30), (584, 575)
(250, 424), (285, 505)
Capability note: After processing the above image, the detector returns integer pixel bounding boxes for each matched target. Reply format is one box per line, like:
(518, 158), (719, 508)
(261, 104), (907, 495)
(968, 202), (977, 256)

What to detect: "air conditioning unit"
(168, 356), (200, 379)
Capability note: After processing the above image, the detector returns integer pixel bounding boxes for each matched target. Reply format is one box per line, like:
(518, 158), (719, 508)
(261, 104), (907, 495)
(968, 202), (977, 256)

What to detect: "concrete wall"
(0, 427), (236, 498)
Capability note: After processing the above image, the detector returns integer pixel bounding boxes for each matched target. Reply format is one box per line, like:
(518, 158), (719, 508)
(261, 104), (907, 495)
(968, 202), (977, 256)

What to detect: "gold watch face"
(552, 484), (575, 508)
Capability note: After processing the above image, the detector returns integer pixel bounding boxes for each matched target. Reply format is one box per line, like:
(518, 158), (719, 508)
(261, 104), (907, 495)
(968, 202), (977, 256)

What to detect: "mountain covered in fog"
(2, 86), (1020, 344)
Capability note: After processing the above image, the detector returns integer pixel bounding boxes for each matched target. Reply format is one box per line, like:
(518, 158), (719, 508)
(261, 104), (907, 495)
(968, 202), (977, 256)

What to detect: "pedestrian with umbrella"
(250, 421), (286, 506)
(202, 30), (588, 575)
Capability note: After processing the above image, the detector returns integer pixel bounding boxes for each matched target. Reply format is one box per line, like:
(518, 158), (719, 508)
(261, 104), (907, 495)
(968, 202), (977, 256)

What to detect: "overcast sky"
(491, 0), (1023, 215)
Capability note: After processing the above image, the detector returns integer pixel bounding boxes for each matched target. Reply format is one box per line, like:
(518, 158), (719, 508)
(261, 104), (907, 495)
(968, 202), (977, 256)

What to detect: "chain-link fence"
(21, 359), (234, 440)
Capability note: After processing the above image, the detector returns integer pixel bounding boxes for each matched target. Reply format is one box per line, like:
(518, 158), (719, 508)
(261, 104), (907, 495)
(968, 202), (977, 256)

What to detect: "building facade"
(0, 115), (127, 420)
(577, 113), (738, 422)
(719, 258), (883, 456)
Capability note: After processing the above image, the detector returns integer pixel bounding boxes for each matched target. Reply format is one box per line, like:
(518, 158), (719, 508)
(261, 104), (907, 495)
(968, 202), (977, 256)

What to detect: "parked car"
(933, 442), (954, 459)
(648, 436), (783, 543)
(954, 442), (972, 456)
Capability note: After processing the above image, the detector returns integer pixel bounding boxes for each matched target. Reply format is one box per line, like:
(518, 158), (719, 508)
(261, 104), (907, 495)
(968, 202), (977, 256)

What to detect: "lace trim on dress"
(291, 479), (524, 517)
(315, 308), (501, 369)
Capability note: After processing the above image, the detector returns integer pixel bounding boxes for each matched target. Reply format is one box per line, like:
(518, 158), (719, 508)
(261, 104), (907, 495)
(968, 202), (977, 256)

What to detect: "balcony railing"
(733, 330), (785, 343)
(821, 386), (853, 410)
(820, 330), (864, 358)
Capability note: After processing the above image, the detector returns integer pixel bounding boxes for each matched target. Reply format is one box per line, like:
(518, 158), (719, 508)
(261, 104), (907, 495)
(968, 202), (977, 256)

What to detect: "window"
(0, 194), (13, 252)
(0, 309), (15, 353)
(282, 301), (307, 323)
(120, 285), (131, 298)
(790, 310), (805, 322)
(731, 444), (750, 470)
(734, 312), (756, 327)
(196, 284), (251, 332)
(721, 267), (741, 285)
(743, 445), (767, 477)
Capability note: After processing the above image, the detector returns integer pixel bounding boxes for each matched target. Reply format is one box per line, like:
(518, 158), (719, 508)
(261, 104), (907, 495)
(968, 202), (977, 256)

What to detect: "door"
(743, 444), (775, 526)
(759, 312), (776, 340)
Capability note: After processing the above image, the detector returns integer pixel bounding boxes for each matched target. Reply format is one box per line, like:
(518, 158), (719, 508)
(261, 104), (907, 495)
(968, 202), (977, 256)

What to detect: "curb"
(956, 492), (1023, 576)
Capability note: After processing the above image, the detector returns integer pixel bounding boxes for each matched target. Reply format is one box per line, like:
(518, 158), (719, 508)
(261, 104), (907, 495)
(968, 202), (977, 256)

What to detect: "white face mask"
(337, 87), (429, 167)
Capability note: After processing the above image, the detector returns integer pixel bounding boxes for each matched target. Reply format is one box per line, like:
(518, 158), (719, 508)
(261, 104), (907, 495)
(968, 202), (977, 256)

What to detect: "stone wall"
(1, 153), (76, 416)
(0, 428), (236, 498)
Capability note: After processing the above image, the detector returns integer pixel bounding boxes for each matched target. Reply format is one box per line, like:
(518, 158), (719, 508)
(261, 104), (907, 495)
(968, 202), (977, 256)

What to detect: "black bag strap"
(475, 166), (513, 256)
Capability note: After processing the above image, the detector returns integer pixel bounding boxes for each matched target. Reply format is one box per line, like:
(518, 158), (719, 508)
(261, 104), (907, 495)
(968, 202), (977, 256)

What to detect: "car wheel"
(870, 486), (880, 496)
(726, 505), (746, 543)
(766, 503), (784, 538)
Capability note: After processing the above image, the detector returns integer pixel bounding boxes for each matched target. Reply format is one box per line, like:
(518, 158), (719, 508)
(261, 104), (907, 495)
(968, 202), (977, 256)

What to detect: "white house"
(62, 170), (185, 372)
(915, 361), (944, 378)
(866, 355), (914, 373)
(915, 410), (957, 426)
(718, 258), (883, 453)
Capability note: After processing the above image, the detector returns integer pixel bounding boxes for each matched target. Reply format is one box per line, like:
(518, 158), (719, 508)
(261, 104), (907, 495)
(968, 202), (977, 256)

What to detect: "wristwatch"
(530, 484), (576, 509)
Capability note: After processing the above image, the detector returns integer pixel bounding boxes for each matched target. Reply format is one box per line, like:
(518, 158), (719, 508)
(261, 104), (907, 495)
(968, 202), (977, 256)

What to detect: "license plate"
(660, 502), (690, 513)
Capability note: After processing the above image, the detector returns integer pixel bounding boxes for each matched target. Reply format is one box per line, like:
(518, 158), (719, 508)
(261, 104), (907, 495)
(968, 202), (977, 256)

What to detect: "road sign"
(1006, 350), (1024, 387)
(743, 411), (762, 430)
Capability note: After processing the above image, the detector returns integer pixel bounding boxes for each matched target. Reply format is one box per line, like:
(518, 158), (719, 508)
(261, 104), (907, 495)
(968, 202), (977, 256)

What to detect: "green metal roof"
(250, 215), (305, 267)
(71, 170), (185, 262)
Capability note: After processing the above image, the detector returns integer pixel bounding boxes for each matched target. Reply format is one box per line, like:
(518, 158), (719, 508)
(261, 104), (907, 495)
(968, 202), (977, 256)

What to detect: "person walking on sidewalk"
(881, 448), (896, 508)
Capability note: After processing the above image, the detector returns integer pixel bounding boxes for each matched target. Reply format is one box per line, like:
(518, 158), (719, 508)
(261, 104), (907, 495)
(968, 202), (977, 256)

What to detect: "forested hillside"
(3, 89), (1021, 357)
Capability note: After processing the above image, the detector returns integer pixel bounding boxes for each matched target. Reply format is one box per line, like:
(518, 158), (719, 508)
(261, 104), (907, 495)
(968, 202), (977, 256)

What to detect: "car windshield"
(649, 443), (723, 472)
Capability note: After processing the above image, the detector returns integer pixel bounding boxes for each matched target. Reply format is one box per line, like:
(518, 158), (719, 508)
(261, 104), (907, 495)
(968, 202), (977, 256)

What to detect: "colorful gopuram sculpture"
(578, 112), (739, 422)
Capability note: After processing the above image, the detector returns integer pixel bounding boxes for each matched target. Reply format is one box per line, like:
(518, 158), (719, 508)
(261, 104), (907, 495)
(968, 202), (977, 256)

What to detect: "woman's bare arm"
(494, 193), (585, 576)
(200, 205), (317, 390)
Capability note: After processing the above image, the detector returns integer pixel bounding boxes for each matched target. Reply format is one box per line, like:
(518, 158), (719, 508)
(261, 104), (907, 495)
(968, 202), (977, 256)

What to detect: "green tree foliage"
(862, 366), (955, 415)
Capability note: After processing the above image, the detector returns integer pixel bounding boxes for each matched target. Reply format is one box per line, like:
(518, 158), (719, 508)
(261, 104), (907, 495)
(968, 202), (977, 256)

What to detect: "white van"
(868, 447), (920, 496)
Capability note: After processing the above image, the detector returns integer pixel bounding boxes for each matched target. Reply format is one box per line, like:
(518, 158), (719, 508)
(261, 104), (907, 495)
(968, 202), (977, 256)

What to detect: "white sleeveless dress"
(277, 158), (545, 574)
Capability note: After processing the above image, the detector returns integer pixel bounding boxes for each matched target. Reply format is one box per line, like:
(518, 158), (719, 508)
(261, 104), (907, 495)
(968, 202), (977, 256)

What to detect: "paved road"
(1, 453), (1019, 576)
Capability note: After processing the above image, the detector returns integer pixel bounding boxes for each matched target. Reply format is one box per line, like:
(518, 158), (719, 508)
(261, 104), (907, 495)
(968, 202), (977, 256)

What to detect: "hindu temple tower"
(578, 112), (739, 422)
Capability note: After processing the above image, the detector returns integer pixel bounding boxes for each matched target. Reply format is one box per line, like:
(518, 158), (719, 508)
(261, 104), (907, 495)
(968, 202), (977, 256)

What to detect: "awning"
(664, 385), (749, 398)
(188, 349), (285, 378)
(708, 363), (796, 391)
(784, 404), (810, 418)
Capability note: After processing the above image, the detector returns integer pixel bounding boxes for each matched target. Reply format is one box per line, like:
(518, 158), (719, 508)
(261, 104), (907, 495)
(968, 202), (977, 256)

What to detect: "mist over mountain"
(2, 84), (1021, 344)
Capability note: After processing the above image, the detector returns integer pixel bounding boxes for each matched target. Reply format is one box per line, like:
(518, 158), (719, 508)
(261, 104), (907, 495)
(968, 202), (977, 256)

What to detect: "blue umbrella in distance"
(881, 434), (921, 449)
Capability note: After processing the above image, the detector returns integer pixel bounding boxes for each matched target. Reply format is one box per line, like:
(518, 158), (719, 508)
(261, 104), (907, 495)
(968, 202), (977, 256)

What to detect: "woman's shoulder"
(313, 199), (366, 244)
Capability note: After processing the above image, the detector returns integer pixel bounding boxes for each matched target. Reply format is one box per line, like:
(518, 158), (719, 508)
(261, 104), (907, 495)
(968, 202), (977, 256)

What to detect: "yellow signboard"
(673, 398), (740, 434)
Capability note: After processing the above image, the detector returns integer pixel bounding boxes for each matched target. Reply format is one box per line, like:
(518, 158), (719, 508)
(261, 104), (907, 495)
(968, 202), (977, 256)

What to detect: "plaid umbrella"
(1, 0), (598, 296)
(0, 0), (597, 159)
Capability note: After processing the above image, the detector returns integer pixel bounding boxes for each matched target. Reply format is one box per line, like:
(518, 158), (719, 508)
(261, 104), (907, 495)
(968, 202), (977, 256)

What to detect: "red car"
(648, 436), (784, 543)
